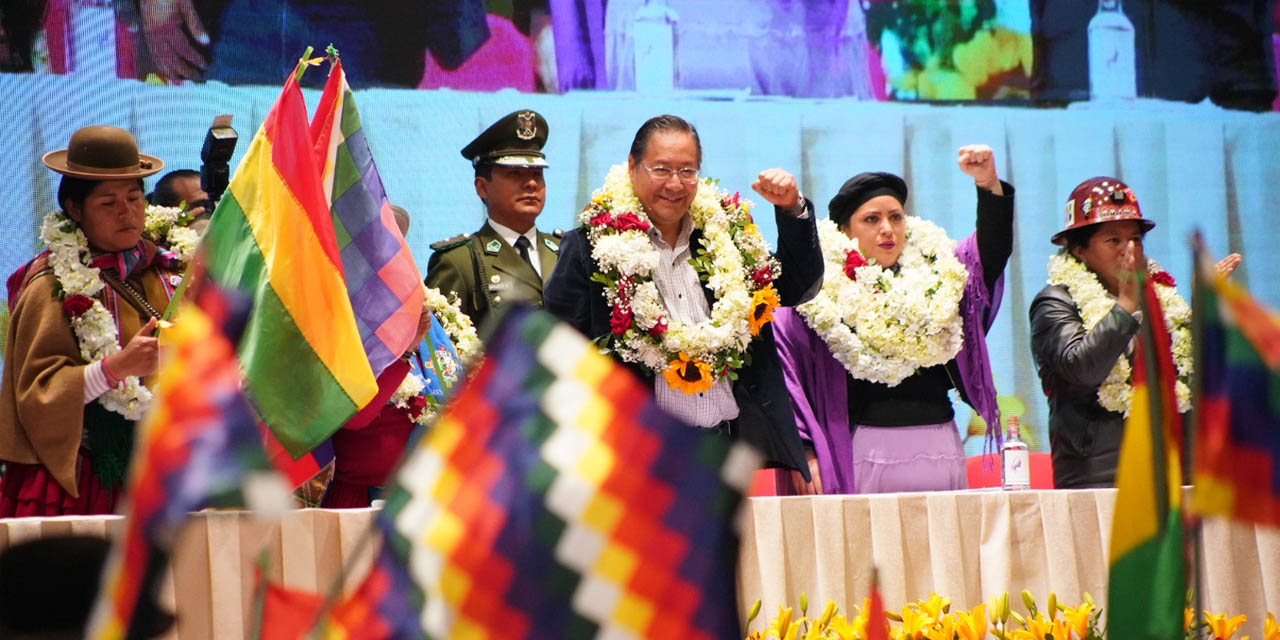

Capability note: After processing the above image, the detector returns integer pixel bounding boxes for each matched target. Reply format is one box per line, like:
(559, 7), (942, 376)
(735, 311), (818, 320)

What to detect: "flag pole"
(1188, 230), (1207, 640)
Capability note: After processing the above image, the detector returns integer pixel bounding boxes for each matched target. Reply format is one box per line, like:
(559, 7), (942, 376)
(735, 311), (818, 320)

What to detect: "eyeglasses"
(639, 161), (700, 185)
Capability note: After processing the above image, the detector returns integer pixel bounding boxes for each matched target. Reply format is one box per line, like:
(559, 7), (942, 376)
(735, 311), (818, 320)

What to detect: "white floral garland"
(389, 287), (480, 425)
(797, 217), (969, 386)
(143, 205), (200, 264)
(582, 164), (782, 393)
(39, 211), (151, 420)
(422, 286), (480, 363)
(1046, 253), (1192, 415)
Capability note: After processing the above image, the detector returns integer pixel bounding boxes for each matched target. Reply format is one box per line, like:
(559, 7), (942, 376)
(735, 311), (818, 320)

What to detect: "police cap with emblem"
(461, 110), (549, 169)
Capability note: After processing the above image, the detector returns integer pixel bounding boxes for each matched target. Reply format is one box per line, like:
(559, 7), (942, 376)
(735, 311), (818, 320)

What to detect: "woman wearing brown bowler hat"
(0, 125), (183, 516)
(1030, 177), (1241, 489)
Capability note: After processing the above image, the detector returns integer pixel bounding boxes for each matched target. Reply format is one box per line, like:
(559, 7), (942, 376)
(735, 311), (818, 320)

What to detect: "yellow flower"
(922, 614), (956, 640)
(1188, 608), (1199, 633)
(1012, 614), (1055, 640)
(955, 603), (987, 640)
(769, 605), (794, 637)
(899, 605), (935, 639)
(749, 285), (780, 336)
(662, 352), (714, 394)
(1204, 611), (1248, 639)
(827, 614), (859, 640)
(1263, 612), (1280, 640)
(916, 594), (951, 621)
(815, 600), (838, 630)
(1061, 602), (1094, 639)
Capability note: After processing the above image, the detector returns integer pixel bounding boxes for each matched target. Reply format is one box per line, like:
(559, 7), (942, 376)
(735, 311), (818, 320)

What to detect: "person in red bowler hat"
(1029, 176), (1241, 489)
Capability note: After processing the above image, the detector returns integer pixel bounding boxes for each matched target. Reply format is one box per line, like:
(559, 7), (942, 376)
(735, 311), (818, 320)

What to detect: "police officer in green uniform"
(425, 110), (561, 328)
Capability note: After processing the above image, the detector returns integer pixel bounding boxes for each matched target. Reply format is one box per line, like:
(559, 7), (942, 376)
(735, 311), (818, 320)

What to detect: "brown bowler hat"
(41, 125), (164, 180)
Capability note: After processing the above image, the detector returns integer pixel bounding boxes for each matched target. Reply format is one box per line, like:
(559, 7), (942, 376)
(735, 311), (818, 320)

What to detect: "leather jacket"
(1029, 284), (1140, 489)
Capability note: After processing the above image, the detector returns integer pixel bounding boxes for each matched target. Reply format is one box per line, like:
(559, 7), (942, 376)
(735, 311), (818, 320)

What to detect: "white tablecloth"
(1, 491), (1276, 638)
(738, 490), (1280, 637)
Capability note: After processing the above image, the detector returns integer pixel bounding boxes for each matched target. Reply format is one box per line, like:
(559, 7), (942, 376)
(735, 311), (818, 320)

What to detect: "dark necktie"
(514, 236), (535, 273)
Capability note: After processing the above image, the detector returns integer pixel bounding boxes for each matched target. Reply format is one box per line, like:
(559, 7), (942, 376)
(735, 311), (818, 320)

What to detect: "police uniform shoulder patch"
(430, 233), (470, 252)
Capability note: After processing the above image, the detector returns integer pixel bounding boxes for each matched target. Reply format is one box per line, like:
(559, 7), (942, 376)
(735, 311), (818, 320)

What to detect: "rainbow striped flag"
(1106, 274), (1186, 640)
(202, 71), (378, 456)
(311, 57), (424, 377)
(86, 277), (289, 640)
(374, 306), (759, 639)
(1191, 252), (1280, 528)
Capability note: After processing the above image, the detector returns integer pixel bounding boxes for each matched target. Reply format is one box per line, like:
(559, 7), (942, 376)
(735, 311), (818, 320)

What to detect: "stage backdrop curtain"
(1, 73), (1278, 446)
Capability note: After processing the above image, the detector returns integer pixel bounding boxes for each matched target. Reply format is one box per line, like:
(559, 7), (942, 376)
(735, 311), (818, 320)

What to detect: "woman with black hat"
(0, 125), (182, 516)
(1029, 177), (1239, 489)
(772, 145), (1014, 494)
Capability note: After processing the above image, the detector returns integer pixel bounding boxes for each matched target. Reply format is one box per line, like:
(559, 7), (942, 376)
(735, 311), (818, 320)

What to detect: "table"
(0, 509), (379, 639)
(1, 490), (1276, 638)
(738, 490), (1280, 637)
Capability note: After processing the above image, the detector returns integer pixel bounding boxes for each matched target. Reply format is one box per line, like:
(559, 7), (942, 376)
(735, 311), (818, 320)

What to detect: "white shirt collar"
(487, 218), (542, 275)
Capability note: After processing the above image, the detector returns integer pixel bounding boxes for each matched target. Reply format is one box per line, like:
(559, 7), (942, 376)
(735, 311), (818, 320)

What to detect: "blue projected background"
(0, 0), (1278, 452)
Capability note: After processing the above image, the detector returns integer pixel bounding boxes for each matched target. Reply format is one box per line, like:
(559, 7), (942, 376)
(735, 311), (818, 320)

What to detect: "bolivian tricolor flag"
(1106, 273), (1186, 639)
(202, 71), (378, 456)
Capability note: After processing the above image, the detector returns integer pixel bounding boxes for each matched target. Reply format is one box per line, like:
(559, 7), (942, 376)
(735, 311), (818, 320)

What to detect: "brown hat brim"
(41, 149), (164, 180)
(1051, 217), (1156, 245)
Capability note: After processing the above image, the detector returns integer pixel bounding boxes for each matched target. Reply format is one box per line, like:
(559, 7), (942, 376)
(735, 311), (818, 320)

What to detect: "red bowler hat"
(1051, 176), (1155, 245)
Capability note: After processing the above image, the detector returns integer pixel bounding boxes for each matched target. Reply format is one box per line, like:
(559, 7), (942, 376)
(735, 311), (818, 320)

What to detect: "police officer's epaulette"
(429, 233), (470, 252)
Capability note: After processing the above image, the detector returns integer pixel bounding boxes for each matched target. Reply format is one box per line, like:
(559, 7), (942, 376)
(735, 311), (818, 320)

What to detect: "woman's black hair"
(57, 176), (145, 211)
(1062, 221), (1149, 255)
(628, 115), (702, 166)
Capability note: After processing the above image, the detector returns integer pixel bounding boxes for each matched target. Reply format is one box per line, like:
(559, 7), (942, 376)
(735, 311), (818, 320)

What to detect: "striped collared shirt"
(647, 217), (739, 428)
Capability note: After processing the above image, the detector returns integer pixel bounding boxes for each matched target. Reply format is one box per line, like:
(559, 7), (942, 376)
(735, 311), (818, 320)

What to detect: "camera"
(200, 114), (238, 205)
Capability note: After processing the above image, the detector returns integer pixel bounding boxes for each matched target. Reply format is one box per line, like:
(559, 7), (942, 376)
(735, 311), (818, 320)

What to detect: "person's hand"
(789, 450), (824, 495)
(140, 0), (209, 83)
(1115, 242), (1141, 314)
(106, 318), (160, 379)
(957, 144), (1002, 195)
(752, 168), (802, 211)
(1216, 253), (1242, 278)
(411, 305), (432, 350)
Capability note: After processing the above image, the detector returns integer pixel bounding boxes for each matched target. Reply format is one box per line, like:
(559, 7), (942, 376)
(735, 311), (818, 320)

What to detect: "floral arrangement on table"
(743, 590), (1279, 640)
(581, 164), (781, 395)
(143, 204), (201, 264)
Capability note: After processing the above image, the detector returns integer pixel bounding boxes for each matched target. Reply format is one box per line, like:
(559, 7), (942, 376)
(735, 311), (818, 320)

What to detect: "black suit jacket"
(545, 201), (823, 477)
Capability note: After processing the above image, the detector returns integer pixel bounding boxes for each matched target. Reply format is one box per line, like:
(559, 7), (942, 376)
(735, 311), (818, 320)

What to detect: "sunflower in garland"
(663, 352), (715, 394)
(748, 285), (780, 336)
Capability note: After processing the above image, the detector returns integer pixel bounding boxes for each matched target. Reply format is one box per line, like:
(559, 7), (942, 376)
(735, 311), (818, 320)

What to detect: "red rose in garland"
(844, 249), (867, 280)
(62, 294), (95, 318)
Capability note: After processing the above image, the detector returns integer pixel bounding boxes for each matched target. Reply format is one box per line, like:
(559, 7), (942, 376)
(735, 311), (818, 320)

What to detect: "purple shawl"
(772, 233), (1003, 494)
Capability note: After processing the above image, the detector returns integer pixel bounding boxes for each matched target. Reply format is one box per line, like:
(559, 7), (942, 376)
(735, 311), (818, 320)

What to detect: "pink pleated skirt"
(851, 421), (967, 494)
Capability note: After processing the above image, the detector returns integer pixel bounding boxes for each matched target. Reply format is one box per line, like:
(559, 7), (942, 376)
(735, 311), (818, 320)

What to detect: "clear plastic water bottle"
(1001, 416), (1031, 491)
(631, 0), (678, 93)
(1087, 0), (1137, 100)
